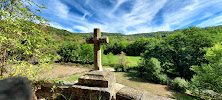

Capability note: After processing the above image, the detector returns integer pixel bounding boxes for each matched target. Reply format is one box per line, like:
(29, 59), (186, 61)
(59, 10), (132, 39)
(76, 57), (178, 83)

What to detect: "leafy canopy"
(0, 0), (55, 79)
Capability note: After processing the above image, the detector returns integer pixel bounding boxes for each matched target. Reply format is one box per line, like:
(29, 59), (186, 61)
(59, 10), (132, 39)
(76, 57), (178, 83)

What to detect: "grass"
(115, 72), (201, 100)
(63, 75), (82, 82)
(126, 56), (141, 67)
(102, 54), (141, 67)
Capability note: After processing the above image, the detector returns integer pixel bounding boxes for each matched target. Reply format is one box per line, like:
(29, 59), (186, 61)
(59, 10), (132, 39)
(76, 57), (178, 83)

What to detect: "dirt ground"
(39, 63), (90, 80)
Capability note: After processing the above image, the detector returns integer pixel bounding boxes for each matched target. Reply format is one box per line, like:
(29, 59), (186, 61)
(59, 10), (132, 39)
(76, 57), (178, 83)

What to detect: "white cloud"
(73, 26), (90, 32)
(197, 15), (222, 27)
(52, 0), (69, 19)
(109, 0), (127, 17)
(35, 0), (222, 34)
(50, 22), (73, 32)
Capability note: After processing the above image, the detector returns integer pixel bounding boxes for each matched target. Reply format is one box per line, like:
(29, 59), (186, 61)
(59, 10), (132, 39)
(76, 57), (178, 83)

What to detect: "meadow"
(102, 54), (141, 67)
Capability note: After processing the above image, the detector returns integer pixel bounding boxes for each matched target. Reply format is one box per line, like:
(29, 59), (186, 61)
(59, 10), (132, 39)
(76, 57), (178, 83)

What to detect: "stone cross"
(86, 28), (109, 71)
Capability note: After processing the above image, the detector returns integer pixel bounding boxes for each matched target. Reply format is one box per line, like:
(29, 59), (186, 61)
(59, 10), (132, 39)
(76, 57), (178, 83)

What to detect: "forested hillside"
(49, 25), (222, 41)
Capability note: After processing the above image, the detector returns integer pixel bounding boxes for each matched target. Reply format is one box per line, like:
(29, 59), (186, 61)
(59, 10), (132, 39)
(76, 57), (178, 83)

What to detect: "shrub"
(144, 58), (162, 82)
(170, 77), (188, 92)
(138, 57), (170, 84)
(189, 61), (222, 99)
(57, 42), (93, 63)
(138, 59), (146, 77)
(157, 74), (169, 85)
(186, 42), (222, 99)
(117, 51), (130, 72)
(57, 41), (80, 62)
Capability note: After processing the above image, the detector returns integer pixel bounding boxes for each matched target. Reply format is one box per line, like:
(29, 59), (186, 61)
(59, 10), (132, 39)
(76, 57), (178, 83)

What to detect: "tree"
(138, 57), (169, 84)
(155, 32), (162, 40)
(143, 58), (162, 81)
(190, 42), (222, 95)
(204, 42), (222, 63)
(79, 43), (93, 63)
(142, 27), (220, 79)
(103, 37), (129, 55)
(0, 0), (55, 79)
(126, 37), (157, 56)
(57, 41), (80, 62)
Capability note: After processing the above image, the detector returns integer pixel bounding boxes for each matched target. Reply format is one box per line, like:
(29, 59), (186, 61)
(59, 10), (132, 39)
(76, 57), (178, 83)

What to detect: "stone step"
(78, 69), (115, 87)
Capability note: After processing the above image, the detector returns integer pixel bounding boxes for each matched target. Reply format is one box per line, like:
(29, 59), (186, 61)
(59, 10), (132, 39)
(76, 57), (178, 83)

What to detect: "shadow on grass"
(170, 91), (203, 100)
(119, 71), (202, 100)
(121, 72), (154, 83)
(162, 86), (203, 100)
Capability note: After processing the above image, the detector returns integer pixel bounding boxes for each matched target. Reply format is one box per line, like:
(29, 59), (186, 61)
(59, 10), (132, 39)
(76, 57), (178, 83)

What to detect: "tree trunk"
(1, 49), (6, 77)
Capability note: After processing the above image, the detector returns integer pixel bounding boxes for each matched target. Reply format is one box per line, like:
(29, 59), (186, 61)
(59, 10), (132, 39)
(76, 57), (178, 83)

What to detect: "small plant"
(157, 74), (169, 85)
(170, 77), (188, 92)
(117, 51), (131, 72)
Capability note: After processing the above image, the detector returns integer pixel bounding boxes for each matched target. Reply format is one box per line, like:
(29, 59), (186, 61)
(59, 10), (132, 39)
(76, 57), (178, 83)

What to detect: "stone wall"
(36, 82), (173, 100)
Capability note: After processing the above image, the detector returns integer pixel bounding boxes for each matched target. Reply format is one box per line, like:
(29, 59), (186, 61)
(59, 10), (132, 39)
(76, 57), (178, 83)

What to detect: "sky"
(31, 0), (222, 35)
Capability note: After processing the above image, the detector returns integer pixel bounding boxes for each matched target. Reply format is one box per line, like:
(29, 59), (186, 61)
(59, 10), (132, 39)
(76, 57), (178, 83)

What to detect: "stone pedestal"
(78, 69), (115, 87)
(74, 69), (116, 100)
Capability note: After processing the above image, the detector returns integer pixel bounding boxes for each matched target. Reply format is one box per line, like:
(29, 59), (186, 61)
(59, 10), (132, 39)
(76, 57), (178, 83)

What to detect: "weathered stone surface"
(0, 77), (32, 100)
(72, 84), (112, 100)
(86, 28), (109, 71)
(77, 69), (115, 100)
(35, 83), (53, 99)
(140, 92), (173, 100)
(78, 69), (115, 87)
(116, 86), (143, 100)
(36, 81), (174, 100)
(36, 81), (114, 100)
(116, 85), (174, 100)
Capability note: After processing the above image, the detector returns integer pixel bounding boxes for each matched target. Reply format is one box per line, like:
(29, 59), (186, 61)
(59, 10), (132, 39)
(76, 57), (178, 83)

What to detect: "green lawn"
(102, 55), (141, 67)
(63, 75), (82, 82)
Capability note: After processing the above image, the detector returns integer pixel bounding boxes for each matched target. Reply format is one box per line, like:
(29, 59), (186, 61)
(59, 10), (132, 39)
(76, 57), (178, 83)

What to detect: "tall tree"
(0, 0), (55, 79)
(142, 27), (222, 79)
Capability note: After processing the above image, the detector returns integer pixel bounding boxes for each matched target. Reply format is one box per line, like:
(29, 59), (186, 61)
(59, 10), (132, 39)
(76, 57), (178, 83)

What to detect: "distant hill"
(49, 25), (222, 42)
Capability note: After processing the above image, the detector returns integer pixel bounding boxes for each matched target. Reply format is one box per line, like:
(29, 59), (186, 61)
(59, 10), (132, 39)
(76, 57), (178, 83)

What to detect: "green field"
(102, 55), (141, 67)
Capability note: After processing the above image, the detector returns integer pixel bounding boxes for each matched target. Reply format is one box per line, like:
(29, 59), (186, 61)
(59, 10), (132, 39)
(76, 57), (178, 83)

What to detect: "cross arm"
(86, 37), (94, 44)
(86, 37), (109, 44)
(98, 37), (109, 44)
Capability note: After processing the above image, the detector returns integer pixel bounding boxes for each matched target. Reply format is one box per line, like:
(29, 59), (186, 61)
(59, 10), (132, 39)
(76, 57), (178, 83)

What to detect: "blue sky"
(32, 0), (222, 34)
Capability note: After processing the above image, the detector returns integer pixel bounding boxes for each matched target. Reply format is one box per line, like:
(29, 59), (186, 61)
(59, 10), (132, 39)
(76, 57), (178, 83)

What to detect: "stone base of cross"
(79, 28), (114, 87)
(86, 28), (109, 71)
(77, 28), (115, 99)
